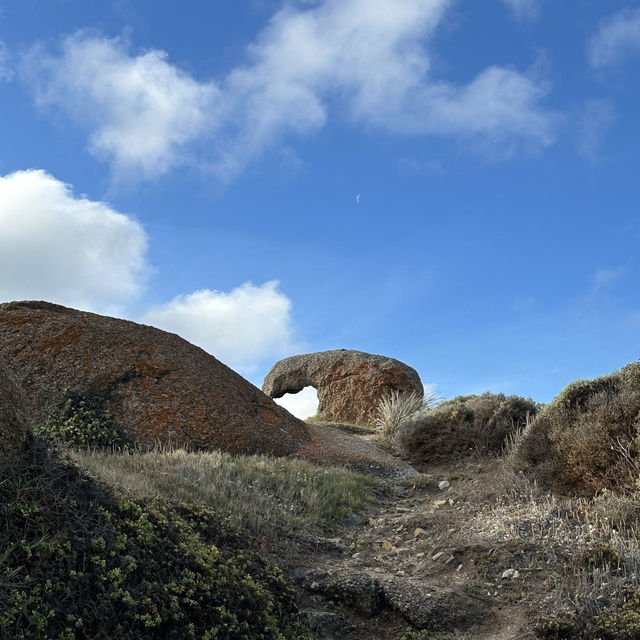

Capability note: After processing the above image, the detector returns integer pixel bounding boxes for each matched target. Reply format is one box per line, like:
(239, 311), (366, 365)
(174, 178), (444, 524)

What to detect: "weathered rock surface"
(0, 364), (29, 466)
(263, 350), (423, 424)
(302, 567), (385, 616)
(0, 301), (309, 456)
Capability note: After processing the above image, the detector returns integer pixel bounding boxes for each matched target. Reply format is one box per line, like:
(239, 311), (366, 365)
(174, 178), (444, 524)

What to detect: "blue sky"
(0, 0), (639, 417)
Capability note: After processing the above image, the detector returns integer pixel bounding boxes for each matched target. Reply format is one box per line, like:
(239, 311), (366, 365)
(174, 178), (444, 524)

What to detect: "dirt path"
(284, 423), (539, 639)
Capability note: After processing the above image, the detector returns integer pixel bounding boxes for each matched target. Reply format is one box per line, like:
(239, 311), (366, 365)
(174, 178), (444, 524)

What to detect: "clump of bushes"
(37, 395), (129, 450)
(516, 362), (640, 495)
(0, 442), (311, 639)
(397, 392), (538, 464)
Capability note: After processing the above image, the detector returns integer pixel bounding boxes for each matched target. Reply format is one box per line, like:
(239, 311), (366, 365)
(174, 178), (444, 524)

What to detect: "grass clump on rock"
(37, 395), (129, 450)
(0, 442), (311, 640)
(516, 361), (640, 495)
(398, 392), (538, 464)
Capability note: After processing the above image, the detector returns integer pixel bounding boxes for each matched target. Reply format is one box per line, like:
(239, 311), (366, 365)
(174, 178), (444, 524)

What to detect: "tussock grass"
(374, 386), (443, 443)
(72, 448), (378, 539)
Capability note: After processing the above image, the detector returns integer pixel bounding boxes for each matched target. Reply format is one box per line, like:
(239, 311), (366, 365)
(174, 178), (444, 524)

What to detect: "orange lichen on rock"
(0, 301), (309, 456)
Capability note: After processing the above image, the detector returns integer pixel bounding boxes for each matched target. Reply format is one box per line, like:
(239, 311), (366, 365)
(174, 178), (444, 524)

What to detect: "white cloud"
(274, 387), (319, 420)
(588, 8), (640, 69)
(141, 281), (300, 372)
(24, 1), (559, 180)
(24, 32), (219, 179)
(216, 0), (558, 176)
(577, 99), (615, 161)
(0, 169), (149, 312)
(0, 39), (13, 81)
(502, 0), (541, 22)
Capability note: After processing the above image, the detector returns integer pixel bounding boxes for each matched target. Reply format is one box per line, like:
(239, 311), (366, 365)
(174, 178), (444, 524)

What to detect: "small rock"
(501, 568), (518, 580)
(439, 480), (450, 490)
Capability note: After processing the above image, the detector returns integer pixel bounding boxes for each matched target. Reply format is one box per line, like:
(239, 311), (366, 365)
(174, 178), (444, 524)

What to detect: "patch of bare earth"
(284, 423), (581, 639)
(293, 421), (415, 477)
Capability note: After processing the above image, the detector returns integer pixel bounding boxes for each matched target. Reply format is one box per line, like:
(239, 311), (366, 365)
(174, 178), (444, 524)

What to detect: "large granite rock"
(0, 363), (29, 467)
(0, 301), (309, 456)
(263, 349), (423, 424)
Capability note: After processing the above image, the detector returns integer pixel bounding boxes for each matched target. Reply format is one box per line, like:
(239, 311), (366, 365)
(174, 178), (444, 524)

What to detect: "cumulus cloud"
(24, 0), (559, 180)
(141, 281), (300, 372)
(0, 39), (13, 81)
(24, 32), (219, 178)
(502, 0), (542, 22)
(588, 8), (640, 69)
(216, 0), (557, 175)
(274, 387), (319, 420)
(0, 169), (149, 311)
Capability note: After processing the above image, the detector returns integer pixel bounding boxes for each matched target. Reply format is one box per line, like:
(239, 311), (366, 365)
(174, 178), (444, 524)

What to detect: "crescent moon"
(356, 194), (361, 204)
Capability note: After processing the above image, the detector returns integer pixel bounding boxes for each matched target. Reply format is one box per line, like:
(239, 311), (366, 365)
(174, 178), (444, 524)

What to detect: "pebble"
(439, 480), (450, 490)
(501, 568), (519, 580)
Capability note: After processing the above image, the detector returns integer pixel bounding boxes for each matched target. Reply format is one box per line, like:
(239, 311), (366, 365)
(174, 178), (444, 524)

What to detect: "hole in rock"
(274, 386), (319, 420)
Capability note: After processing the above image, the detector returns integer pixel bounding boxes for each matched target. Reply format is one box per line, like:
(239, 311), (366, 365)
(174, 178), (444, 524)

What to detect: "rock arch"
(263, 349), (423, 425)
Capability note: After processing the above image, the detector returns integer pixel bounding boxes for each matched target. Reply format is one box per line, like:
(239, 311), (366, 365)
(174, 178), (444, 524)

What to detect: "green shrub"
(0, 443), (311, 639)
(398, 392), (537, 464)
(516, 362), (640, 495)
(37, 396), (129, 450)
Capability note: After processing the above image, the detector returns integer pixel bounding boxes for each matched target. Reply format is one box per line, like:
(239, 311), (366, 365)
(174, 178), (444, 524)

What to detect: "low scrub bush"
(37, 396), (129, 450)
(516, 362), (640, 495)
(0, 442), (311, 639)
(398, 392), (537, 464)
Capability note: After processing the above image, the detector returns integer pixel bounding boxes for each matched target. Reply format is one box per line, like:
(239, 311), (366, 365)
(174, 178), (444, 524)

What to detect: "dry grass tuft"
(373, 386), (443, 443)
